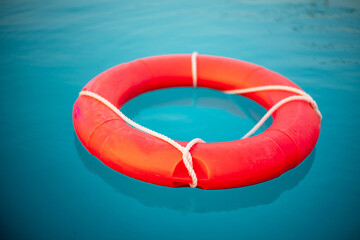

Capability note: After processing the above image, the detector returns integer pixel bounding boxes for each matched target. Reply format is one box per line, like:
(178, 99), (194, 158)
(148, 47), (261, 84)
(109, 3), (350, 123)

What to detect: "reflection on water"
(75, 88), (314, 213)
(75, 134), (315, 214)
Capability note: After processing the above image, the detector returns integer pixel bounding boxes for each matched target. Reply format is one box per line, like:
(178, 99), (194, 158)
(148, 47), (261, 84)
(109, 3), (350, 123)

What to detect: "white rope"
(191, 52), (321, 139)
(79, 91), (204, 188)
(223, 85), (322, 139)
(191, 51), (198, 88)
(79, 52), (322, 188)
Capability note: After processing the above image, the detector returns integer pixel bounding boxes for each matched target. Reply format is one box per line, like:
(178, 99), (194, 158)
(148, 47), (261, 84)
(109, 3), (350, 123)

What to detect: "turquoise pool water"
(1, 0), (359, 239)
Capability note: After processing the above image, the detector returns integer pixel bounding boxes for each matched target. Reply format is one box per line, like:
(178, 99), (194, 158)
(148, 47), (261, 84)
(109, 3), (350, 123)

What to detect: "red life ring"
(73, 54), (321, 190)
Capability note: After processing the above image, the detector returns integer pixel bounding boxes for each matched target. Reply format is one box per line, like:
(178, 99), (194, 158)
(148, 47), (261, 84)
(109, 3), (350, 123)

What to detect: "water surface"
(1, 0), (359, 239)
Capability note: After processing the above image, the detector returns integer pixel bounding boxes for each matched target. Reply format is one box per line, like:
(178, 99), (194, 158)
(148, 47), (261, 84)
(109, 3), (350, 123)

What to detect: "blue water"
(1, 0), (359, 239)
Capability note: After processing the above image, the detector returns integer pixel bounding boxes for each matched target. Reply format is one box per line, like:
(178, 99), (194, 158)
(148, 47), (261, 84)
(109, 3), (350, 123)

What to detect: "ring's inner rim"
(81, 56), (305, 145)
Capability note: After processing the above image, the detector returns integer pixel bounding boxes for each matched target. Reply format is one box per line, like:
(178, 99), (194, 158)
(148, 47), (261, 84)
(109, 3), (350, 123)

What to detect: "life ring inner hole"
(121, 86), (273, 143)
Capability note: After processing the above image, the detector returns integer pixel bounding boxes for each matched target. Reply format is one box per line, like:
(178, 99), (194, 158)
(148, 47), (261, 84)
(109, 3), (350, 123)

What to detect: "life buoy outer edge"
(73, 54), (321, 189)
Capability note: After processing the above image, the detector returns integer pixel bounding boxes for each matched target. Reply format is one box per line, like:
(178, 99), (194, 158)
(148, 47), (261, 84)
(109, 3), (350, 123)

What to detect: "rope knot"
(181, 138), (205, 188)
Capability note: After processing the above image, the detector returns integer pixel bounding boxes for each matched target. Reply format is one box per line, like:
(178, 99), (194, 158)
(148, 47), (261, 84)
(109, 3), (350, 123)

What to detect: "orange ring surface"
(73, 54), (321, 189)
